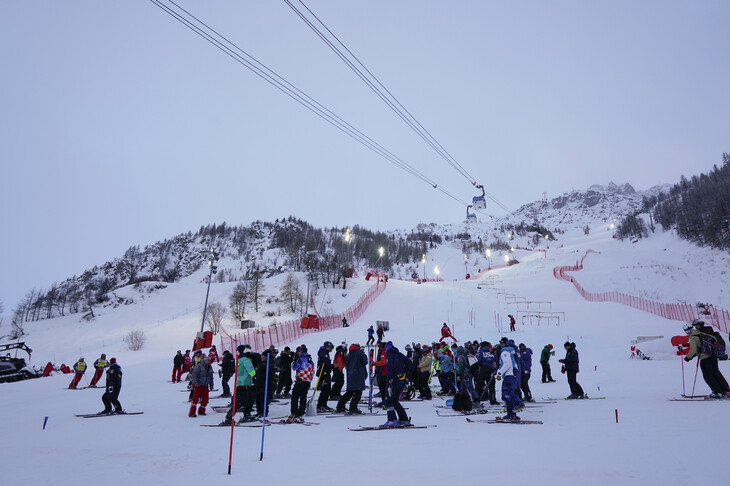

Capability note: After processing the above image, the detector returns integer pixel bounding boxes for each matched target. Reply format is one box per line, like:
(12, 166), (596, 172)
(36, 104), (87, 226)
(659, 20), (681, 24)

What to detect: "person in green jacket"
(220, 345), (256, 425)
(540, 344), (556, 383)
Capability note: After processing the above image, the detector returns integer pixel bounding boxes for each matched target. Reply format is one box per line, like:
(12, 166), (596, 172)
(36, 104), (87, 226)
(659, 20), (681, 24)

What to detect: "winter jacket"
(73, 360), (86, 374)
(477, 346), (493, 365)
(317, 347), (332, 375)
(105, 363), (122, 393)
(385, 346), (409, 382)
(221, 352), (235, 375)
(540, 346), (552, 363)
(520, 348), (533, 374)
(686, 328), (714, 361)
(561, 344), (580, 372)
(437, 352), (454, 374)
(497, 345), (519, 377)
(191, 362), (215, 388)
(418, 352), (433, 374)
(292, 353), (315, 382)
(174, 353), (185, 367)
(208, 347), (219, 363)
(333, 349), (346, 371)
(93, 358), (108, 371)
(236, 355), (256, 387)
(345, 345), (368, 391)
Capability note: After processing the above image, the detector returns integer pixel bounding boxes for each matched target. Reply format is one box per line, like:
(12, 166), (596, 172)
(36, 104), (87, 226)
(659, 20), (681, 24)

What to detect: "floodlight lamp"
(504, 254), (510, 262)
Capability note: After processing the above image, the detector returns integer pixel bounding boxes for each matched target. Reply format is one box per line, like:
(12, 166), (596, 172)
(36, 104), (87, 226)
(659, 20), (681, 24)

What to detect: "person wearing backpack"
(455, 346), (481, 408)
(685, 321), (728, 398)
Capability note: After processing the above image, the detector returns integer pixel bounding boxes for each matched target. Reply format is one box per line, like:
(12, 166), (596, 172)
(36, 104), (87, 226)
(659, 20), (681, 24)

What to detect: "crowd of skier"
(171, 322), (606, 426)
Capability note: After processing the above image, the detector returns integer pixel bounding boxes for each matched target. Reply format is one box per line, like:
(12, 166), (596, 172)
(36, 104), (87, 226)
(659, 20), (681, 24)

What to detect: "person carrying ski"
(89, 353), (109, 387)
(99, 358), (123, 414)
(518, 343), (534, 402)
(371, 342), (388, 404)
(68, 357), (87, 389)
(559, 341), (586, 399)
(439, 323), (457, 343)
(172, 350), (184, 383)
(288, 345), (314, 422)
(366, 325), (375, 346)
(336, 343), (368, 414)
(220, 350), (235, 398)
(220, 345), (256, 425)
(495, 340), (525, 420)
(540, 344), (556, 383)
(188, 356), (214, 417)
(382, 341), (411, 427)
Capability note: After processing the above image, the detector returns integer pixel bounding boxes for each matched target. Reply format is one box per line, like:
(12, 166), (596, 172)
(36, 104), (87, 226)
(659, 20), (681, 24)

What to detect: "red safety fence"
(219, 279), (387, 354)
(553, 250), (730, 334)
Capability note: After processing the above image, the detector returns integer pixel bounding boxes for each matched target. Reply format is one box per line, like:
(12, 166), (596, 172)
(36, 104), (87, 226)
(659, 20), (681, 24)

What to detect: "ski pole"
(260, 355), (271, 461)
(227, 354), (239, 475)
(681, 356), (685, 397)
(690, 356), (700, 398)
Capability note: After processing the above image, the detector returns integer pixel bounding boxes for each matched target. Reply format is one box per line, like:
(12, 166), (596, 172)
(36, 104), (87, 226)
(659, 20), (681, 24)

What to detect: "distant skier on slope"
(88, 354), (109, 387)
(439, 323), (457, 343)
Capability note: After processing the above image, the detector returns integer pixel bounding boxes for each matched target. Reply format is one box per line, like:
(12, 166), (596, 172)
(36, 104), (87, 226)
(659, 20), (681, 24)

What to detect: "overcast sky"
(1, 0), (728, 311)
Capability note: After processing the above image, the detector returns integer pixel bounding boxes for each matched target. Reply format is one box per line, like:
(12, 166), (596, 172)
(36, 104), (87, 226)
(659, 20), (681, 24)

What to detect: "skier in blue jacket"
(518, 343), (534, 402)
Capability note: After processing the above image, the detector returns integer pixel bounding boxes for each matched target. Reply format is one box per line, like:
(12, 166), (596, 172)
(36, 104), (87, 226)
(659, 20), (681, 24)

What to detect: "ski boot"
(381, 420), (398, 428)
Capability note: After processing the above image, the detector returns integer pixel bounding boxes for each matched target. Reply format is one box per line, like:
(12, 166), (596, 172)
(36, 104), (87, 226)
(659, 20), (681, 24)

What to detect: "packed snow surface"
(2, 223), (728, 486)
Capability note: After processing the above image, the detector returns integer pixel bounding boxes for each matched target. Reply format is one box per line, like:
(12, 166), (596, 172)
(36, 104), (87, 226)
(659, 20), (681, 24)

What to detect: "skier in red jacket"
(439, 323), (457, 343)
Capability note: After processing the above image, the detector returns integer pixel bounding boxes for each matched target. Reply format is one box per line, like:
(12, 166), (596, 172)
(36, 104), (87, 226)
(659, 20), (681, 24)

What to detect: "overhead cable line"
(285, 0), (512, 214)
(150, 0), (469, 208)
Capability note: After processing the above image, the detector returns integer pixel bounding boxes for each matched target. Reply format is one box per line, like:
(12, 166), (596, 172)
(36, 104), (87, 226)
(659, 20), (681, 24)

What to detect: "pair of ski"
(669, 395), (728, 401)
(75, 411), (144, 418)
(545, 396), (606, 401)
(466, 417), (542, 425)
(348, 424), (437, 431)
(202, 418), (319, 427)
(325, 411), (382, 418)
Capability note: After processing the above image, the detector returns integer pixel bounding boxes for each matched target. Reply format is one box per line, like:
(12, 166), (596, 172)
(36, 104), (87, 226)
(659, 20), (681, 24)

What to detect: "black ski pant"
(102, 388), (122, 413)
(276, 373), (292, 396)
(700, 357), (728, 394)
(386, 380), (408, 423)
(221, 372), (232, 397)
(291, 380), (311, 417)
(417, 371), (432, 399)
(336, 389), (363, 412)
(540, 361), (554, 382)
(567, 370), (584, 396)
(226, 385), (253, 420)
(331, 368), (344, 397)
(317, 372), (331, 408)
(520, 371), (532, 400)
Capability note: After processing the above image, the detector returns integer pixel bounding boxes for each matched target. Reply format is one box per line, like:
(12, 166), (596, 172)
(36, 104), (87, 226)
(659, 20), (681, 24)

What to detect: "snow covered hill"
(2, 216), (728, 486)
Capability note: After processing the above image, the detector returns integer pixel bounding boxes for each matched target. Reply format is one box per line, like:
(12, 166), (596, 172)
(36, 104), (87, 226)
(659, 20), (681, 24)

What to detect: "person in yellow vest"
(68, 357), (87, 389)
(89, 354), (109, 387)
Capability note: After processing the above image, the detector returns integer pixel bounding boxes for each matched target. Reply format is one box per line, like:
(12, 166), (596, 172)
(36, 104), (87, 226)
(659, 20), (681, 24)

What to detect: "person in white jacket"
(496, 341), (525, 420)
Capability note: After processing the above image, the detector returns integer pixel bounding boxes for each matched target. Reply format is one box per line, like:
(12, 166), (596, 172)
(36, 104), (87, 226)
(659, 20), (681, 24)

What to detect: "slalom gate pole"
(227, 354), (239, 475)
(260, 355), (271, 461)
(368, 346), (373, 413)
(690, 356), (700, 398)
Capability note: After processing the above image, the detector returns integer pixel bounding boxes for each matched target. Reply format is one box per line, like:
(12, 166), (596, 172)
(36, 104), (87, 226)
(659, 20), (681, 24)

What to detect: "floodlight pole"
(200, 248), (219, 333)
